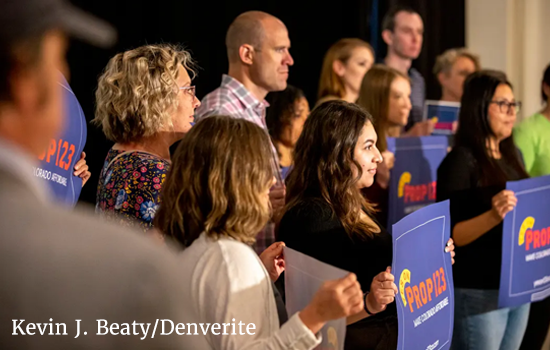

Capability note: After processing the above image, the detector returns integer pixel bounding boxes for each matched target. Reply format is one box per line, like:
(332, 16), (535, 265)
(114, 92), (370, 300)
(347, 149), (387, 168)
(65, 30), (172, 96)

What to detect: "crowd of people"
(1, 1), (549, 350)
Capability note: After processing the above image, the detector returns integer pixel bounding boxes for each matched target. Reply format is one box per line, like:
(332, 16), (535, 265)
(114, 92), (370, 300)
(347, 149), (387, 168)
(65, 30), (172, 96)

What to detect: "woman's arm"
(452, 190), (517, 247)
(452, 210), (502, 246)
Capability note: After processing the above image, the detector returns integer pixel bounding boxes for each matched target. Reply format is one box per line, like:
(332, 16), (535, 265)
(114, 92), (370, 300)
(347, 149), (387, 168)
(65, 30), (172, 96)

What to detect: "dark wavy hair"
(455, 70), (528, 186)
(266, 85), (305, 144)
(155, 115), (274, 247)
(284, 100), (378, 238)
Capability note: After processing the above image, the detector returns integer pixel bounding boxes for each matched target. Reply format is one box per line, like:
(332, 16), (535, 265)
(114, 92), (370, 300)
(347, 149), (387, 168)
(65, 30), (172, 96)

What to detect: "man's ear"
(381, 29), (393, 46)
(239, 44), (255, 65)
(437, 71), (447, 87)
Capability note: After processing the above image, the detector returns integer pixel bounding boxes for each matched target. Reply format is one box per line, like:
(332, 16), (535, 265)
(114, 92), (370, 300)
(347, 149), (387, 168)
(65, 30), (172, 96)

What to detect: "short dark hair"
(381, 5), (420, 32)
(541, 63), (550, 103)
(266, 85), (306, 143)
(0, 34), (43, 102)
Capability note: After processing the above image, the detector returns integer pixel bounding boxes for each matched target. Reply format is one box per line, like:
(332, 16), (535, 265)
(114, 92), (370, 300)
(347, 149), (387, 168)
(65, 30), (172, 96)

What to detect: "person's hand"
(376, 151), (395, 189)
(269, 183), (286, 223)
(299, 273), (364, 334)
(405, 119), (436, 137)
(445, 238), (456, 265)
(259, 242), (285, 282)
(366, 267), (398, 314)
(491, 190), (517, 220)
(451, 121), (458, 134)
(74, 152), (91, 187)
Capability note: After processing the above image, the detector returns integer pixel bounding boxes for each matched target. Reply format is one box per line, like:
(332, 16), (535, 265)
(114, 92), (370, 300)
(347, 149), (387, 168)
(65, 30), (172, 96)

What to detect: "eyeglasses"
(179, 85), (196, 97)
(490, 100), (521, 114)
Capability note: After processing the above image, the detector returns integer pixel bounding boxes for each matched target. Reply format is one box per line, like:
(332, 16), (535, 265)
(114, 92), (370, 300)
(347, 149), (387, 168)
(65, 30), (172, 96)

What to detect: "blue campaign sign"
(387, 136), (449, 229)
(35, 74), (86, 206)
(499, 175), (550, 308)
(423, 100), (460, 135)
(392, 200), (454, 350)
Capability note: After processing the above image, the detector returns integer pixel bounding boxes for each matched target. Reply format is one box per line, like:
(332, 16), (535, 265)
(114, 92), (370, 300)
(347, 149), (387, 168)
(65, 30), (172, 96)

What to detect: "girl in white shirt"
(155, 115), (374, 350)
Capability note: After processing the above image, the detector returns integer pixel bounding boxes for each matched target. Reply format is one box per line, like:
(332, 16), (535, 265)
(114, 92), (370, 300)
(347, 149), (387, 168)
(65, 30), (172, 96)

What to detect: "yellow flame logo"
(519, 216), (535, 246)
(399, 269), (411, 306)
(398, 172), (411, 198)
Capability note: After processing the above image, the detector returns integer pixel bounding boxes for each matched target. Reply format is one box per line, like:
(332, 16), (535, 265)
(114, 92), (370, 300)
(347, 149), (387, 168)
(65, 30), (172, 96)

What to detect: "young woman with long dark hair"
(437, 70), (530, 350)
(279, 100), (455, 350)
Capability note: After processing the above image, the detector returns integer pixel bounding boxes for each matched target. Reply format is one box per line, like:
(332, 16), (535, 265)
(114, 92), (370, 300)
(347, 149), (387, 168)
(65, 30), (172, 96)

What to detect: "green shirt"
(513, 113), (550, 176)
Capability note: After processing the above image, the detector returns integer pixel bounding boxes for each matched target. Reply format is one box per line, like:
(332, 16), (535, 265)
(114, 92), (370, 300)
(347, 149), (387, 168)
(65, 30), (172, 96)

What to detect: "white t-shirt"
(175, 233), (321, 350)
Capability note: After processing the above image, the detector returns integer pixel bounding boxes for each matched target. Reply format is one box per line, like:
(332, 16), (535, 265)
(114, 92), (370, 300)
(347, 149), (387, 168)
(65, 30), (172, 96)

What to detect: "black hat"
(0, 0), (116, 48)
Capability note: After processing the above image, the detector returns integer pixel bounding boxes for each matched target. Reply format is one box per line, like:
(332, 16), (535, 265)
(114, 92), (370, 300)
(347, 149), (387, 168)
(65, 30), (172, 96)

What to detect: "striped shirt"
(406, 67), (426, 130)
(195, 75), (281, 255)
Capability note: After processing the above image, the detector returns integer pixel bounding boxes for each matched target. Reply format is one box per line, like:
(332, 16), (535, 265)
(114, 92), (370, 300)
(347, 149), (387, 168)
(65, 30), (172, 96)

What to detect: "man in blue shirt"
(381, 5), (434, 136)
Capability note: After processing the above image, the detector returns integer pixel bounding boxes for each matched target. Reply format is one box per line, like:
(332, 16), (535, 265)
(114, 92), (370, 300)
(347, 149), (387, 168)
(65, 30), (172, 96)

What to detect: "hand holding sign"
(269, 183), (286, 223)
(367, 267), (398, 314)
(259, 241), (286, 282)
(73, 152), (91, 187)
(445, 238), (456, 264)
(299, 273), (364, 334)
(491, 190), (517, 220)
(377, 151), (395, 189)
(405, 119), (437, 137)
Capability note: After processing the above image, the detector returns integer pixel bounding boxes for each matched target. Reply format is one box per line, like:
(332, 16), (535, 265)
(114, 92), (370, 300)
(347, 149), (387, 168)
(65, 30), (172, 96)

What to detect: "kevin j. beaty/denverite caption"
(12, 319), (258, 339)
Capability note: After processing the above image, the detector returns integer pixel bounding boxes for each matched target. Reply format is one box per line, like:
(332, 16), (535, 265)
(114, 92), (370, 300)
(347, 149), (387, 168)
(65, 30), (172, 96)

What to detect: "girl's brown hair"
(318, 38), (374, 102)
(357, 64), (408, 152)
(155, 115), (274, 247)
(285, 100), (378, 238)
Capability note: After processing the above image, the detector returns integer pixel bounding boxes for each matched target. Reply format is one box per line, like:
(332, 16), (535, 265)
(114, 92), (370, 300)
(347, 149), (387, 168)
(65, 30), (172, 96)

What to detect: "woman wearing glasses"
(436, 70), (529, 350)
(94, 44), (200, 232)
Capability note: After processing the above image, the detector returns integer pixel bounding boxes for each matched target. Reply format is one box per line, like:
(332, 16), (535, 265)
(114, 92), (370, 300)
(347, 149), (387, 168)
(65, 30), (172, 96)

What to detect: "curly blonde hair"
(155, 115), (274, 247)
(93, 44), (196, 143)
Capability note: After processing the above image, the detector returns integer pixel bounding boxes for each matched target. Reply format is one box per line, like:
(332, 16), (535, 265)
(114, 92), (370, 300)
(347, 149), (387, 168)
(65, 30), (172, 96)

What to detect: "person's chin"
(362, 178), (375, 189)
(277, 81), (288, 91)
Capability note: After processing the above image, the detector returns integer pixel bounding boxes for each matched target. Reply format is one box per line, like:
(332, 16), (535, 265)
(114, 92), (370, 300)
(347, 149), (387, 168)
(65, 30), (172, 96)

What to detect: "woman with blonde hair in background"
(357, 64), (411, 226)
(94, 44), (200, 231)
(317, 38), (375, 106)
(155, 115), (365, 350)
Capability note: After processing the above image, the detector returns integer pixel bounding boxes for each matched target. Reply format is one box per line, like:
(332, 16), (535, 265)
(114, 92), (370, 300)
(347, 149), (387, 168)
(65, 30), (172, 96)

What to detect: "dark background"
(68, 0), (465, 204)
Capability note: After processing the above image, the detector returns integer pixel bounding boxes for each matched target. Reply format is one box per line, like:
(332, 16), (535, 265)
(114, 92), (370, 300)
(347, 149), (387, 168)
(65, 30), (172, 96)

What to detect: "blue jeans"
(452, 288), (530, 350)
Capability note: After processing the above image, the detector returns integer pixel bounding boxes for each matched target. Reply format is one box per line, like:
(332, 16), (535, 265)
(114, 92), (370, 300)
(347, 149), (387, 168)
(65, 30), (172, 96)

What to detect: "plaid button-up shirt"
(195, 75), (282, 255)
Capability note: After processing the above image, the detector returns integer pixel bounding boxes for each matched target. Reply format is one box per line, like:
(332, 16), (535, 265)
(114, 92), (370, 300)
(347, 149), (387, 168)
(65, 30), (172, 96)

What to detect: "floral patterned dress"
(96, 149), (170, 232)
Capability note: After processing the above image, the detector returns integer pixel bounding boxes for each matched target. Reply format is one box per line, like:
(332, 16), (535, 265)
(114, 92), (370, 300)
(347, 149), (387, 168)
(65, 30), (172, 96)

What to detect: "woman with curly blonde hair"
(93, 44), (200, 231)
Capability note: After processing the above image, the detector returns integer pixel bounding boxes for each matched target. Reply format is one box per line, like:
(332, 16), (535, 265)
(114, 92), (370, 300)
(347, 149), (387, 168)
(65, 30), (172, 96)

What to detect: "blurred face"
(251, 18), (294, 92)
(338, 47), (374, 96)
(9, 30), (68, 157)
(353, 121), (383, 189)
(440, 56), (477, 101)
(488, 84), (517, 141)
(387, 76), (412, 126)
(171, 65), (200, 137)
(388, 11), (424, 60)
(281, 96), (309, 147)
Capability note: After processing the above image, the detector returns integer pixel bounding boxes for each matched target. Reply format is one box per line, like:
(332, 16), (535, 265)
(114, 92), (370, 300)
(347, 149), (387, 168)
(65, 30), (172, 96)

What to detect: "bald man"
(196, 11), (294, 255)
